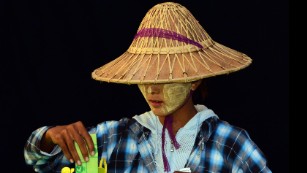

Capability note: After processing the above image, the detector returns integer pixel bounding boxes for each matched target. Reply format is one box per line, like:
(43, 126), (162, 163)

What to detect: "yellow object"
(98, 158), (107, 173)
(61, 167), (75, 173)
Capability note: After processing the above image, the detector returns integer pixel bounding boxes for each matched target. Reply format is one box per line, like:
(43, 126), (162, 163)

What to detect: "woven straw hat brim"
(92, 41), (252, 84)
(91, 2), (252, 84)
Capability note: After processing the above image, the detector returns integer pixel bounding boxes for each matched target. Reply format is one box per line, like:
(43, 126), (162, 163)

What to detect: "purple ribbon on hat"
(134, 28), (203, 49)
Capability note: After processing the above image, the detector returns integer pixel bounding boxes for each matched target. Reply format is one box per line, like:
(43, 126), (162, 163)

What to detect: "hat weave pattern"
(92, 2), (252, 84)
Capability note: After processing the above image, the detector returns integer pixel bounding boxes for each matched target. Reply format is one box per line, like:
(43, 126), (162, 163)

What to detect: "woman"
(25, 2), (271, 173)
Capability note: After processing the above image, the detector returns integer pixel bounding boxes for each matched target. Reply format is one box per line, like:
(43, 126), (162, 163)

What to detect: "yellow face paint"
(138, 83), (191, 116)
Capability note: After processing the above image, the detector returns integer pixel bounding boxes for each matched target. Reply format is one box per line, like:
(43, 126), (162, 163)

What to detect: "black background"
(1, 0), (288, 172)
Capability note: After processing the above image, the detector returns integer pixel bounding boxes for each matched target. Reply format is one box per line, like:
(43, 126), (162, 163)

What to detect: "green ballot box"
(60, 134), (107, 173)
(74, 134), (99, 173)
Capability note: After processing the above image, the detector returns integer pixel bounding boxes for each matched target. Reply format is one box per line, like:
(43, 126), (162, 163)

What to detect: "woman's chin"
(151, 108), (175, 117)
(151, 108), (167, 116)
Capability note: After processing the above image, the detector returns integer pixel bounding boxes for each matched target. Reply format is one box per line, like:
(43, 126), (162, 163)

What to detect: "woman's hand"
(41, 121), (95, 165)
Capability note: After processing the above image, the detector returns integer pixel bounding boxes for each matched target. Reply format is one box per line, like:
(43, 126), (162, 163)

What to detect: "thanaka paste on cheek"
(138, 83), (191, 115)
(162, 83), (191, 114)
(138, 85), (146, 95)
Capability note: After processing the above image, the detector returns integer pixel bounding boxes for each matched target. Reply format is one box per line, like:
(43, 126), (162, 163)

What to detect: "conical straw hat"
(92, 2), (252, 84)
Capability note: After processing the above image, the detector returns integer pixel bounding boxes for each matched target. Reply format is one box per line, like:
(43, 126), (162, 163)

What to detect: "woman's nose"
(146, 84), (162, 94)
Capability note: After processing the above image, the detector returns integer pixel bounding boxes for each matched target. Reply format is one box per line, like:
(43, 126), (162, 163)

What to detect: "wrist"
(40, 129), (56, 153)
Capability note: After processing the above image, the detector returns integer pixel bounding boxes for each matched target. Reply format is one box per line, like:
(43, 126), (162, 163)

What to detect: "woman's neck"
(159, 97), (197, 133)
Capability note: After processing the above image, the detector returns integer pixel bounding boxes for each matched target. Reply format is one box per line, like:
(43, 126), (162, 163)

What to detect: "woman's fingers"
(69, 125), (90, 164)
(55, 133), (73, 163)
(62, 128), (82, 165)
(75, 121), (95, 156)
(45, 121), (94, 165)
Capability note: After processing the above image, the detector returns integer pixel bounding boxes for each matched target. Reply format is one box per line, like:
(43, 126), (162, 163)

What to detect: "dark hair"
(192, 80), (209, 104)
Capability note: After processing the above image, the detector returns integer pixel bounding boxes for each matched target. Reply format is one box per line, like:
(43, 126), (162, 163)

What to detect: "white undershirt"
(133, 105), (217, 172)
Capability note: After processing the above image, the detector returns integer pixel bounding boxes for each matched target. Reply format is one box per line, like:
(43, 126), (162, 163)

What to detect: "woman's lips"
(148, 100), (163, 107)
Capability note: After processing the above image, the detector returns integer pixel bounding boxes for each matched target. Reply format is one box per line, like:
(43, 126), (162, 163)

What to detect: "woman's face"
(138, 83), (191, 116)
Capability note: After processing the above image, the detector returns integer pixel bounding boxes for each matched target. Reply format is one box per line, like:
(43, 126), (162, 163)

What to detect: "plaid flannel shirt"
(25, 115), (272, 173)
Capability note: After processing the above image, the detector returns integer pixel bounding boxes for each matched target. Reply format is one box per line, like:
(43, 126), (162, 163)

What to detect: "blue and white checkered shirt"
(25, 105), (272, 173)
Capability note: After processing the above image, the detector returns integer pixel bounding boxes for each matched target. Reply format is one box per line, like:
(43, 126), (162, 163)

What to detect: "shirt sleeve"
(232, 130), (272, 173)
(24, 126), (72, 172)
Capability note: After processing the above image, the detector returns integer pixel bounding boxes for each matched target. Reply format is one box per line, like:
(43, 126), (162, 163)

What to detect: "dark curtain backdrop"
(1, 0), (288, 172)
